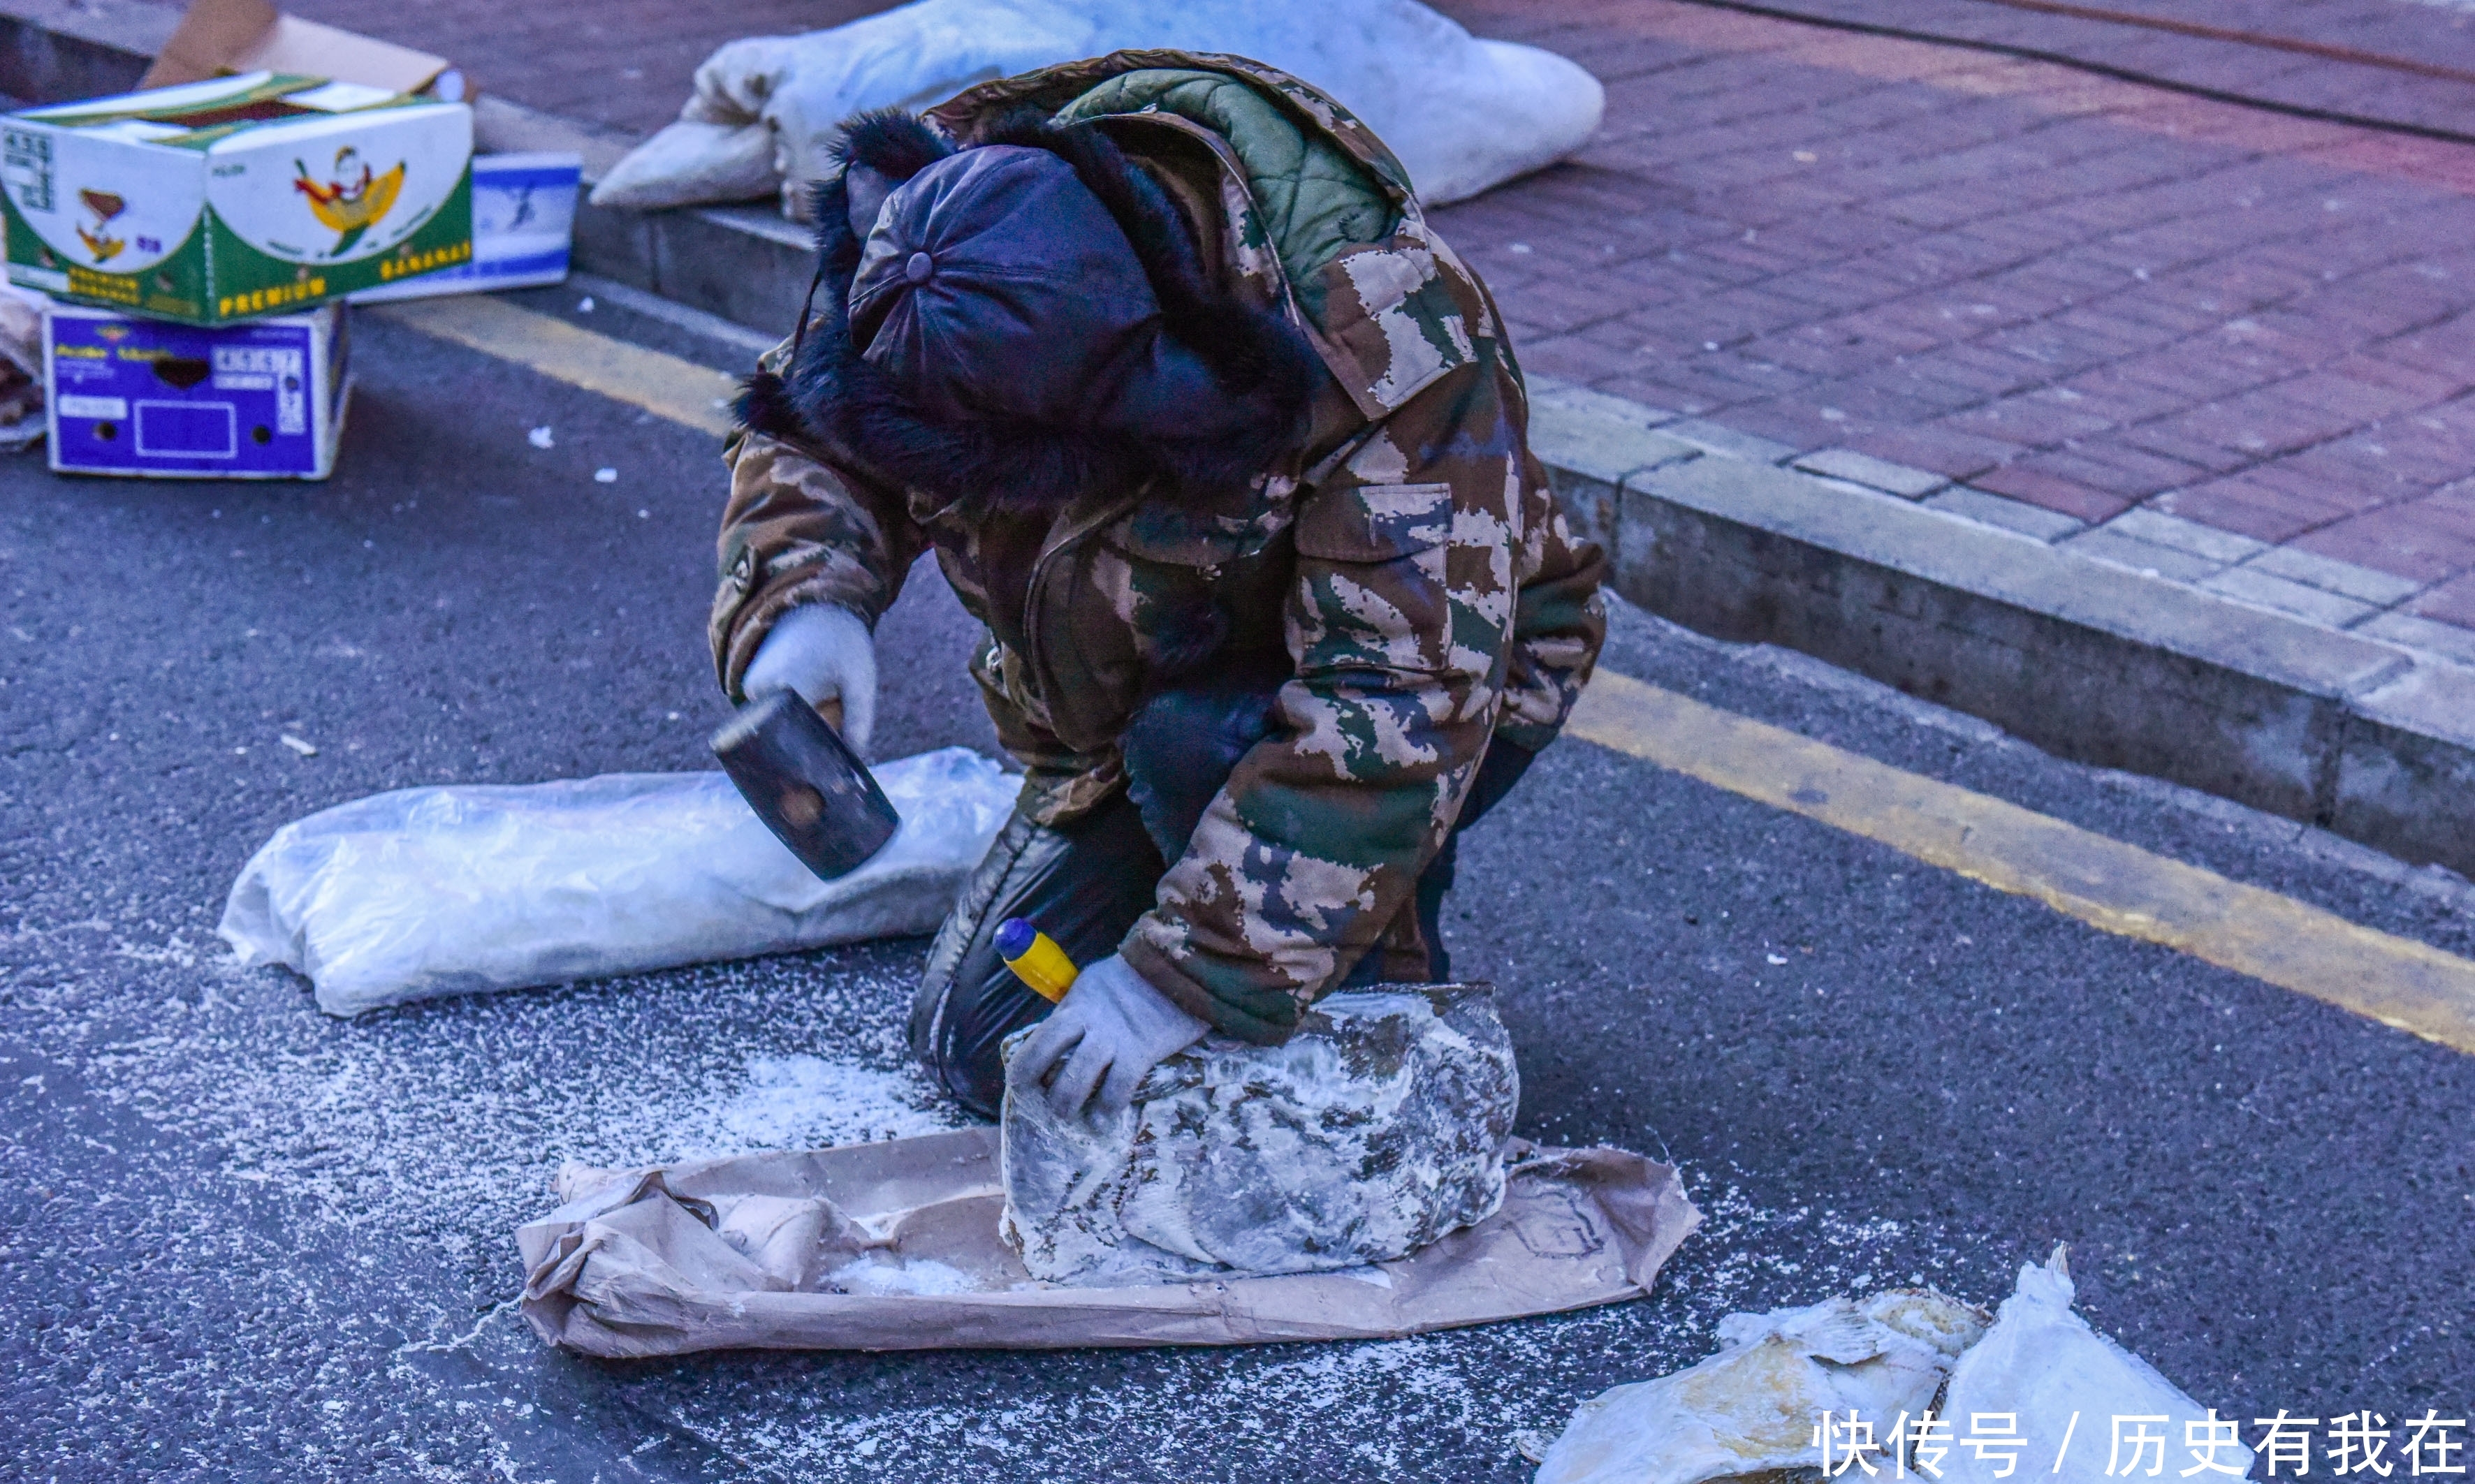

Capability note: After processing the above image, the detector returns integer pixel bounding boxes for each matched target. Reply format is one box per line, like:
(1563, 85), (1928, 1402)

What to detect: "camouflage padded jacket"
(710, 52), (1606, 1043)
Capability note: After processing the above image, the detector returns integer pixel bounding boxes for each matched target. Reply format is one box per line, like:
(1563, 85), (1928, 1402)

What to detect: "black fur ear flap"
(1035, 124), (1213, 303)
(806, 172), (863, 279)
(733, 369), (807, 445)
(831, 108), (954, 182)
(771, 170), (867, 365)
(974, 111), (1213, 314)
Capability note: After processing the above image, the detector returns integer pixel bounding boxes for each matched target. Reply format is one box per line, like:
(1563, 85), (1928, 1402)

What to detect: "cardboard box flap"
(143, 0), (279, 89)
(235, 17), (451, 96)
(143, 0), (458, 99)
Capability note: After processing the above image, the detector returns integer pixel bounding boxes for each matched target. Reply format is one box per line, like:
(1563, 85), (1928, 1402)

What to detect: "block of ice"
(999, 982), (1519, 1286)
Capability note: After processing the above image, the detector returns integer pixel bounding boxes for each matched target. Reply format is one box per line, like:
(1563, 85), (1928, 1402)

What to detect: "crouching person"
(709, 53), (1606, 1121)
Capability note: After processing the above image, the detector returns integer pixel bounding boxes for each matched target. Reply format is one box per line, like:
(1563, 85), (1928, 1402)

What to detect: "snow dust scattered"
(825, 1254), (982, 1297)
(616, 1052), (958, 1164)
(9, 907), (2012, 1481)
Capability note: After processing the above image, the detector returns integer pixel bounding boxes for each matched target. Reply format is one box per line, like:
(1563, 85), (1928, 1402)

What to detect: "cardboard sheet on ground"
(517, 1129), (1699, 1355)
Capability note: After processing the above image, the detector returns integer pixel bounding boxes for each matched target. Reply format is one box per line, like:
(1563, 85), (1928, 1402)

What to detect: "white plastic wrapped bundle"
(1939, 1248), (2254, 1484)
(591, 0), (1605, 216)
(1534, 1247), (2247, 1484)
(219, 747), (1018, 1016)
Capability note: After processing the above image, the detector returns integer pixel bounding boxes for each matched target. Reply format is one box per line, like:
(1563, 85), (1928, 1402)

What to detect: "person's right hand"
(742, 604), (878, 754)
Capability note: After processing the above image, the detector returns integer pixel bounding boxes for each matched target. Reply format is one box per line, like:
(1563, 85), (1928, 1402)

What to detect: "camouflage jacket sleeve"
(1119, 357), (1606, 1043)
(1494, 434), (1609, 755)
(708, 426), (930, 700)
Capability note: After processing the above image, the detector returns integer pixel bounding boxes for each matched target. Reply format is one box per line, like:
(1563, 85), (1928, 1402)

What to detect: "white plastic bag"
(1535, 1289), (1989, 1484)
(0, 281), (45, 449)
(1941, 1247), (2254, 1484)
(219, 747), (1018, 1017)
(591, 0), (1605, 216)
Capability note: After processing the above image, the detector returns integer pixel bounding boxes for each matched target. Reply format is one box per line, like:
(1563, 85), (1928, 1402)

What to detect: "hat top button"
(904, 251), (934, 284)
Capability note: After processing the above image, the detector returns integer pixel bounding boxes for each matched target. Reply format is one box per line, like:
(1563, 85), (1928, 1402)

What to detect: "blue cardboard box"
(46, 299), (349, 478)
(351, 152), (582, 304)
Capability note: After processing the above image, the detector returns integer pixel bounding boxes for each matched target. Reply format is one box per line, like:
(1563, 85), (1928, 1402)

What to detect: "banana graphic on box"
(292, 147), (404, 256)
(76, 189), (125, 264)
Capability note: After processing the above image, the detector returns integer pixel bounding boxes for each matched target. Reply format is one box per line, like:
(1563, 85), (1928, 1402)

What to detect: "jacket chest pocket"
(1102, 503), (1290, 572)
(1291, 481), (1455, 663)
(1293, 480), (1452, 583)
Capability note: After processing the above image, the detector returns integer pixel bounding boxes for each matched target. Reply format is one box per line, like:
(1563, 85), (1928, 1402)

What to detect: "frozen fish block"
(1000, 983), (1520, 1286)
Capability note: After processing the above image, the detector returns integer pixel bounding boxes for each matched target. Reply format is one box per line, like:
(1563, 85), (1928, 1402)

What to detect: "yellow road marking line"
(370, 295), (742, 436)
(378, 292), (2475, 1053)
(1571, 670), (2475, 1056)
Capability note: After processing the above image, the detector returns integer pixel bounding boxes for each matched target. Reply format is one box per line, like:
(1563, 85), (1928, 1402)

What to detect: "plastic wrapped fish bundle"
(1535, 1289), (1990, 1484)
(219, 747), (1018, 1015)
(591, 0), (1605, 216)
(1939, 1248), (2255, 1484)
(999, 981), (1520, 1286)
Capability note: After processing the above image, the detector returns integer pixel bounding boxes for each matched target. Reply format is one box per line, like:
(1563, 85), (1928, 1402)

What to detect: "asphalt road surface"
(4, 288), (2471, 1482)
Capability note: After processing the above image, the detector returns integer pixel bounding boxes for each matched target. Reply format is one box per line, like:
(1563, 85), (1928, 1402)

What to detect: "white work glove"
(1016, 954), (1209, 1118)
(742, 604), (877, 755)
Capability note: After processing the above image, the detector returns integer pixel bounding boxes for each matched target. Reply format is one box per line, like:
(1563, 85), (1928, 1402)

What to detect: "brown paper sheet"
(517, 1129), (1700, 1356)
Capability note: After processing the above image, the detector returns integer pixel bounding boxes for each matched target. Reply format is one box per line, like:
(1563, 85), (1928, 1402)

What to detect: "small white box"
(351, 152), (581, 304)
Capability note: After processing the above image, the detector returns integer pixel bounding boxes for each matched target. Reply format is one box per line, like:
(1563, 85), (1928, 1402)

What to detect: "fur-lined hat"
(738, 110), (1323, 513)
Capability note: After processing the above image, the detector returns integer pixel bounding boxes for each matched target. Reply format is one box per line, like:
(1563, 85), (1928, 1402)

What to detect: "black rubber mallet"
(710, 689), (900, 880)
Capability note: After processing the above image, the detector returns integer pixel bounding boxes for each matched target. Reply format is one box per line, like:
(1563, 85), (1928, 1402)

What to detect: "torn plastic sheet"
(516, 1128), (1699, 1356)
(219, 747), (1017, 1016)
(1535, 1289), (1990, 1484)
(1940, 1247), (2254, 1484)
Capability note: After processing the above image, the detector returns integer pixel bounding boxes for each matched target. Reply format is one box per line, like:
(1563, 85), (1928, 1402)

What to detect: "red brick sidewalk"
(289, 0), (2475, 649)
(1429, 0), (2475, 649)
(1666, 0), (2475, 137)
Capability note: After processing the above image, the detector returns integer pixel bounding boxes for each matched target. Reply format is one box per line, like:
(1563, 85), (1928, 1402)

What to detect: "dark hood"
(737, 108), (1324, 514)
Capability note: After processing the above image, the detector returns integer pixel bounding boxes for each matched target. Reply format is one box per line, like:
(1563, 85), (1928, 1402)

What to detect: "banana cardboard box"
(1, 72), (472, 325)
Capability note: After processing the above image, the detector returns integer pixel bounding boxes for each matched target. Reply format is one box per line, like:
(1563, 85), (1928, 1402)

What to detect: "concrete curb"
(3, 0), (2468, 877)
(1532, 380), (2475, 878)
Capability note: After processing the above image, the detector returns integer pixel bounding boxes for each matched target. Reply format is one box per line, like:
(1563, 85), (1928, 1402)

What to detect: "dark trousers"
(908, 665), (1533, 1118)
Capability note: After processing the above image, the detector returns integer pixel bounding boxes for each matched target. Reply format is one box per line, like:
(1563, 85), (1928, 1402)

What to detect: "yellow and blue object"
(995, 917), (1079, 1003)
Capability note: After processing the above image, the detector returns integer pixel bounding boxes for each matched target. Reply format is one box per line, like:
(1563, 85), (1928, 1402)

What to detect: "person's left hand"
(1014, 954), (1209, 1118)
